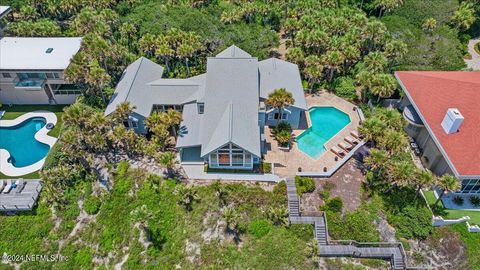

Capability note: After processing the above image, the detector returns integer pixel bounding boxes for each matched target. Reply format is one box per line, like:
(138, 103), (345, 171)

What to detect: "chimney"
(441, 108), (464, 134)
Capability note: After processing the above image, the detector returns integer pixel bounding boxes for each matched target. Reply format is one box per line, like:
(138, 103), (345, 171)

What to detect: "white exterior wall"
(0, 70), (80, 105)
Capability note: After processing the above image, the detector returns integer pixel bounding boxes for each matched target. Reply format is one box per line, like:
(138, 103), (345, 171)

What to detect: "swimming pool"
(297, 107), (351, 159)
(0, 117), (50, 167)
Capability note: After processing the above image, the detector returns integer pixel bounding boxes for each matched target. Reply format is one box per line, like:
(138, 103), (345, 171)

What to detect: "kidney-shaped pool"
(0, 117), (51, 167)
(297, 106), (351, 159)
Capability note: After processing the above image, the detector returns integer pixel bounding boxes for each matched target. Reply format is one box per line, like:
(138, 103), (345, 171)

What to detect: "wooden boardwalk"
(285, 178), (413, 270)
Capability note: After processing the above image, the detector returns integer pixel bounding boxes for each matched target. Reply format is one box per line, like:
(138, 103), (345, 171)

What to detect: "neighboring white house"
(396, 71), (480, 193)
(0, 37), (82, 105)
(105, 45), (307, 170)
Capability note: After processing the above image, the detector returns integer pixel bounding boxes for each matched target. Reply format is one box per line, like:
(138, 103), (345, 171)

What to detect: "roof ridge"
(123, 57), (145, 103)
(399, 71), (480, 86)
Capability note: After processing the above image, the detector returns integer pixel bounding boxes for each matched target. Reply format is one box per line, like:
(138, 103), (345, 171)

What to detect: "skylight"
(45, 48), (54, 53)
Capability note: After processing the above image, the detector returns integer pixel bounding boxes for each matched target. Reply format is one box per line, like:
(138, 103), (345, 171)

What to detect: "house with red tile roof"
(395, 71), (480, 193)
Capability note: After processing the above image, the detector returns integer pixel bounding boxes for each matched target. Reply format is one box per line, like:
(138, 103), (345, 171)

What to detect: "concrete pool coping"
(296, 106), (353, 160)
(0, 111), (57, 177)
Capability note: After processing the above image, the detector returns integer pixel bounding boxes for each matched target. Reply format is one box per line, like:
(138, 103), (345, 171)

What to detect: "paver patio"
(264, 91), (362, 178)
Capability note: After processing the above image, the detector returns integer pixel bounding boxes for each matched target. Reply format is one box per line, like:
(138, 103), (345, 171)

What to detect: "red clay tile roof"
(396, 71), (480, 177)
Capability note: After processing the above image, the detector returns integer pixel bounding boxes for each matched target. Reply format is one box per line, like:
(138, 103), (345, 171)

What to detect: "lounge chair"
(0, 180), (5, 193)
(0, 110), (5, 119)
(338, 141), (353, 151)
(330, 146), (345, 158)
(344, 135), (359, 145)
(2, 180), (12, 194)
(15, 180), (26, 193)
(350, 130), (362, 139)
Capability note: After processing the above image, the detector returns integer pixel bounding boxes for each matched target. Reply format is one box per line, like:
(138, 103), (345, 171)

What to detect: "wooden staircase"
(285, 177), (416, 270)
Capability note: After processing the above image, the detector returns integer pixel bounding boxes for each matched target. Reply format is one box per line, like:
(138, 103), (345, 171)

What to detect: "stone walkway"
(465, 38), (480, 70)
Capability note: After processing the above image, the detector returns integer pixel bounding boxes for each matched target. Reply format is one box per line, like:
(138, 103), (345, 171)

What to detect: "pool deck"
(264, 92), (362, 178)
(0, 111), (57, 177)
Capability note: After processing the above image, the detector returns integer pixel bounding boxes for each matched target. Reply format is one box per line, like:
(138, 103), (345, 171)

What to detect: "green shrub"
(332, 77), (357, 100)
(470, 196), (480, 207)
(295, 176), (316, 195)
(275, 130), (292, 147)
(248, 219), (273, 238)
(319, 190), (330, 200)
(322, 197), (343, 213)
(388, 206), (433, 239)
(261, 161), (272, 174)
(274, 121), (292, 133)
(327, 209), (380, 242)
(273, 181), (286, 197)
(453, 196), (464, 206)
(42, 142), (64, 170)
(84, 196), (102, 215)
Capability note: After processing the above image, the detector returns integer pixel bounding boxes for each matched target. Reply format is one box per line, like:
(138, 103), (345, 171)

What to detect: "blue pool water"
(0, 117), (50, 167)
(297, 107), (351, 159)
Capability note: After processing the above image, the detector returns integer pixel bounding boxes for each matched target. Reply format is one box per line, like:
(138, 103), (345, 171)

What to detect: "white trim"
(0, 111), (58, 176)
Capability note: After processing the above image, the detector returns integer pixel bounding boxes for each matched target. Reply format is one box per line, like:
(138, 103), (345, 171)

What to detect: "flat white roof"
(0, 6), (11, 18)
(0, 37), (82, 70)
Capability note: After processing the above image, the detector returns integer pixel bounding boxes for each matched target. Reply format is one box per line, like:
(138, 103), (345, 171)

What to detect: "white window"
(2, 73), (11, 78)
(129, 117), (138, 128)
(269, 112), (288, 120)
(198, 103), (204, 114)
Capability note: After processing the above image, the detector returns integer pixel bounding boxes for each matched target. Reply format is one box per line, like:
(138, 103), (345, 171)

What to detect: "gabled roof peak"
(216, 45), (252, 58)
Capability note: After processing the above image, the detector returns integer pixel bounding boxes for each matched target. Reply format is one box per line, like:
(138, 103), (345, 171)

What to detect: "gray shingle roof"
(105, 57), (164, 116)
(200, 55), (261, 157)
(106, 46), (307, 158)
(259, 58), (307, 110)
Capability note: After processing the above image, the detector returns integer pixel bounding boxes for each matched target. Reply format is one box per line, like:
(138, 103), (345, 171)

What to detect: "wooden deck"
(285, 178), (414, 270)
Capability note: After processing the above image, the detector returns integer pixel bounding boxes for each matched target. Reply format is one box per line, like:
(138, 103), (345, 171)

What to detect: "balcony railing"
(14, 77), (46, 90)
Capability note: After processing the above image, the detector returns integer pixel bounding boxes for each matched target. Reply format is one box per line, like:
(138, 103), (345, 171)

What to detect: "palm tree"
(374, 0), (403, 17)
(322, 50), (344, 82)
(265, 88), (295, 125)
(285, 47), (304, 66)
(384, 40), (407, 70)
(378, 130), (406, 154)
(356, 70), (374, 102)
(364, 148), (388, 177)
(222, 206), (241, 233)
(130, 205), (154, 241)
(85, 60), (111, 104)
(304, 55), (323, 93)
(387, 160), (415, 187)
(359, 117), (386, 144)
(451, 2), (476, 31)
(155, 37), (174, 74)
(413, 169), (436, 199)
(422, 18), (437, 33)
(161, 109), (182, 136)
(158, 151), (178, 178)
(138, 33), (158, 58)
(266, 206), (289, 226)
(174, 185), (200, 211)
(110, 102), (136, 126)
(434, 174), (460, 207)
(364, 51), (387, 73)
(370, 73), (397, 102)
(212, 180), (229, 207)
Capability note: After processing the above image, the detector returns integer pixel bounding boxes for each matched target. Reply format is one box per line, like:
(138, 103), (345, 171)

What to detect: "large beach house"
(396, 71), (480, 193)
(0, 37), (82, 105)
(105, 45), (307, 170)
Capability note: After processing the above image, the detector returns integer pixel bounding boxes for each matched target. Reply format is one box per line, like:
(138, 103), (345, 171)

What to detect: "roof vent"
(45, 48), (54, 54)
(441, 108), (464, 134)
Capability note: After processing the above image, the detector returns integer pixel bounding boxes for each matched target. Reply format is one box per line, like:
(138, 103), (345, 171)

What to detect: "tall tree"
(434, 174), (460, 207)
(265, 88), (295, 125)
